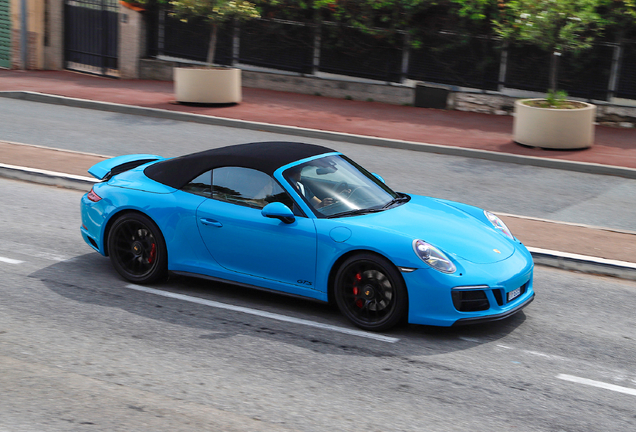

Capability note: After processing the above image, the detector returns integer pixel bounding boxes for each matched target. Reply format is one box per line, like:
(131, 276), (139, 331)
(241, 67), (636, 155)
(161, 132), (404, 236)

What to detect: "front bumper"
(404, 246), (535, 327)
(452, 293), (535, 326)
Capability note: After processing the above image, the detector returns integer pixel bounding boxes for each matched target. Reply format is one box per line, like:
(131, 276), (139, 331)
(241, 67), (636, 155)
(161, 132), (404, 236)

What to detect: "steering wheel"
(334, 181), (350, 195)
(347, 186), (364, 202)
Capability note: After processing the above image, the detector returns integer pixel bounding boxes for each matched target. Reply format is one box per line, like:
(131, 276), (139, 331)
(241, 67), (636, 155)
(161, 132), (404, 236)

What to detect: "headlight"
(485, 211), (513, 239)
(413, 240), (456, 273)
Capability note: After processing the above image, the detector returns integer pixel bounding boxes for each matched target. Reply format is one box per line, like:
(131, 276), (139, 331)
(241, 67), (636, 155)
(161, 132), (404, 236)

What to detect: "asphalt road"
(1, 178), (635, 431)
(1, 98), (636, 233)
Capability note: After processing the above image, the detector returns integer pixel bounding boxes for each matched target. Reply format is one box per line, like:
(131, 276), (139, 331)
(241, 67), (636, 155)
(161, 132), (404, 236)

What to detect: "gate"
(64, 0), (119, 76)
(0, 0), (10, 69)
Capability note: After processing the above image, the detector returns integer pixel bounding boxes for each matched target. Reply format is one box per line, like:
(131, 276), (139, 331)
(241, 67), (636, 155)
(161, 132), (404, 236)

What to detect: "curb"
(2, 91), (636, 180)
(527, 247), (636, 282)
(0, 163), (96, 190)
(1, 162), (635, 281)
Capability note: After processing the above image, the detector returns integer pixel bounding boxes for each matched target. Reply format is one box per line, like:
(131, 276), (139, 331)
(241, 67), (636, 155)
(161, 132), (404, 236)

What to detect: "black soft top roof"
(144, 141), (335, 189)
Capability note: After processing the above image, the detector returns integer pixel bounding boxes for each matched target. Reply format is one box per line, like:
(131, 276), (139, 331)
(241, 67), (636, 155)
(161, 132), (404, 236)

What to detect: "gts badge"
(297, 280), (313, 286)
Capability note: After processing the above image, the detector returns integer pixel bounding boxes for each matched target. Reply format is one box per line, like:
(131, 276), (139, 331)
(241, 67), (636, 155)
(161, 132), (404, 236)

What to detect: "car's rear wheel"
(108, 213), (167, 284)
(334, 253), (408, 331)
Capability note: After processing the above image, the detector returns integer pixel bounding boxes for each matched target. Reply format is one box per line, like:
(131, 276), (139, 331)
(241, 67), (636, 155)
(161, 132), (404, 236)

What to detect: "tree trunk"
(207, 22), (218, 66)
(549, 51), (560, 93)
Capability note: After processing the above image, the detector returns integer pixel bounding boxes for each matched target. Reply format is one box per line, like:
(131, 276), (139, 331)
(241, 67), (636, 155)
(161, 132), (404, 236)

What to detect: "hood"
(349, 195), (515, 264)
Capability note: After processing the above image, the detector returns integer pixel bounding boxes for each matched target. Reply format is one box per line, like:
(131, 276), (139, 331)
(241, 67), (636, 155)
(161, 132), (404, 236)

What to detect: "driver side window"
(212, 167), (294, 210)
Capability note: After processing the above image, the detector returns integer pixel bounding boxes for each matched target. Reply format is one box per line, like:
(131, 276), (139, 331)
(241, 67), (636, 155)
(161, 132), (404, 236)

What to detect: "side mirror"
(372, 173), (386, 184)
(261, 202), (295, 224)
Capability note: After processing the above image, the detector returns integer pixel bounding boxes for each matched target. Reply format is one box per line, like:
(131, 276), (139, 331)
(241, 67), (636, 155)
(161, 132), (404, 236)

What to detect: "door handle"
(200, 218), (223, 227)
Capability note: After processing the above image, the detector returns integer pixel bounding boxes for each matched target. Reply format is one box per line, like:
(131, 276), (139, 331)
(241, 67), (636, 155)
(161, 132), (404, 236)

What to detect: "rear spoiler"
(88, 154), (163, 180)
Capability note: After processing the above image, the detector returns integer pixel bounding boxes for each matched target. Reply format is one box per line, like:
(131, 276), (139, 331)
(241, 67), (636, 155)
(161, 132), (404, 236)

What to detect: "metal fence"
(147, 11), (636, 102)
(148, 11), (233, 65)
(239, 19), (314, 74)
(618, 41), (636, 99)
(319, 24), (404, 82)
(505, 43), (615, 100)
(407, 33), (501, 91)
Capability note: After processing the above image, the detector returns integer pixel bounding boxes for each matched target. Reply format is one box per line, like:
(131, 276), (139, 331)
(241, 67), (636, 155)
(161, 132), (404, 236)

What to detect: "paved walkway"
(0, 70), (635, 279)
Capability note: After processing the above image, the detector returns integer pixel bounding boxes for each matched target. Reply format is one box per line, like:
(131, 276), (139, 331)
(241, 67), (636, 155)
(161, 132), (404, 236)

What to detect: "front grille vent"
(492, 289), (504, 306)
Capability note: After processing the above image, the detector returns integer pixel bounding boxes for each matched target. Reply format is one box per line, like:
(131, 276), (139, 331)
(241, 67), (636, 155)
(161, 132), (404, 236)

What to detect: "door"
(195, 167), (318, 288)
(64, 0), (118, 76)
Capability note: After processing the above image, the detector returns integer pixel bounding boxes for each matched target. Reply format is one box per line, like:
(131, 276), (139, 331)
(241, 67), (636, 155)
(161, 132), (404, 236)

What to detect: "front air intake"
(452, 290), (490, 312)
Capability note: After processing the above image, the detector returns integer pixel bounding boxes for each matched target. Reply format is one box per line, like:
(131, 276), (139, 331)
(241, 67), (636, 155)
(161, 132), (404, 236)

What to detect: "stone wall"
(44, 0), (63, 70)
(596, 105), (636, 128)
(242, 71), (413, 105)
(119, 3), (146, 79)
(10, 0), (44, 69)
(139, 58), (413, 105)
(451, 93), (517, 116)
(451, 92), (636, 128)
(11, 29), (38, 69)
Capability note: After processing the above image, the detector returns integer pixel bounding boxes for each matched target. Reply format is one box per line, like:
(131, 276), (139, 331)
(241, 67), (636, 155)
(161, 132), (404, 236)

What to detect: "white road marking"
(125, 284), (400, 343)
(525, 350), (570, 362)
(0, 240), (70, 262)
(557, 374), (636, 396)
(0, 256), (24, 265)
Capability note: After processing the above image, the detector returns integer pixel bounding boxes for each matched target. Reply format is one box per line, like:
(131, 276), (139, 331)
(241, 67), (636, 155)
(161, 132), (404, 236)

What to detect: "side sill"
(170, 271), (328, 304)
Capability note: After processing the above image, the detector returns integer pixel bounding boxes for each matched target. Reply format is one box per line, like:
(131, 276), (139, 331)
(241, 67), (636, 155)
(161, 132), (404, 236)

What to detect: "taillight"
(87, 188), (102, 202)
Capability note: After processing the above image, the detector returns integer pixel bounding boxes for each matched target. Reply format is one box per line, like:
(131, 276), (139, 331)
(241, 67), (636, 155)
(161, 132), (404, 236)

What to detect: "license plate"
(507, 287), (522, 302)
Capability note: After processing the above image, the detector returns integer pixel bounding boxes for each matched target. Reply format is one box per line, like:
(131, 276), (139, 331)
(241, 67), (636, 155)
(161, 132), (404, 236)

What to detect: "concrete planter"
(174, 67), (242, 104)
(513, 99), (596, 149)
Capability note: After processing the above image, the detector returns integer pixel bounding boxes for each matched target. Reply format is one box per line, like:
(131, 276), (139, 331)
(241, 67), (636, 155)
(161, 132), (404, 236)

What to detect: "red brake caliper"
(354, 273), (363, 308)
(148, 243), (156, 264)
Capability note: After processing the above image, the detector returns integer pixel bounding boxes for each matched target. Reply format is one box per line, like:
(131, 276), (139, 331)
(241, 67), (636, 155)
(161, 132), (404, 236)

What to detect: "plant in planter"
(494, 0), (604, 148)
(140, 0), (260, 103)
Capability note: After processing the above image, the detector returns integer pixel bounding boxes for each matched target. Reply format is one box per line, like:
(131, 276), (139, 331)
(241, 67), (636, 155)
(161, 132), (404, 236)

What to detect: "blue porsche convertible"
(80, 142), (534, 331)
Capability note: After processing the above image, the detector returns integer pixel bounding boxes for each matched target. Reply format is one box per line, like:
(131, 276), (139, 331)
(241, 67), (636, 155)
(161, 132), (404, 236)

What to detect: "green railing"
(0, 0), (11, 69)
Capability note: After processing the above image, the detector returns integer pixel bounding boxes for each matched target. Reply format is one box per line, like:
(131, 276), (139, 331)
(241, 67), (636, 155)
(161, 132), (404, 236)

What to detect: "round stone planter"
(513, 99), (596, 149)
(174, 67), (242, 104)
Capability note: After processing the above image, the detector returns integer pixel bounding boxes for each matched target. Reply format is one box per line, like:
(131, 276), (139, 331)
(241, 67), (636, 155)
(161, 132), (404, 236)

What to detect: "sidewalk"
(0, 70), (635, 280)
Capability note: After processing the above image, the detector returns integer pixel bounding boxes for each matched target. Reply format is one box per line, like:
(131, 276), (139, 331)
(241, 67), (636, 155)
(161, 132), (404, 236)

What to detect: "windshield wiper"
(382, 194), (411, 209)
(326, 194), (410, 218)
(326, 208), (384, 219)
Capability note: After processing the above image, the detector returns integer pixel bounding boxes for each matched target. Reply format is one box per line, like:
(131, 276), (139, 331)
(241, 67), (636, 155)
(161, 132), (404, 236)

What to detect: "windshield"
(283, 155), (402, 218)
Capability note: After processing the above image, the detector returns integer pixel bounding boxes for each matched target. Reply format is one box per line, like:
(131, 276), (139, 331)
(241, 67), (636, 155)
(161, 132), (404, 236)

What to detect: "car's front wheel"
(334, 253), (408, 331)
(107, 213), (167, 284)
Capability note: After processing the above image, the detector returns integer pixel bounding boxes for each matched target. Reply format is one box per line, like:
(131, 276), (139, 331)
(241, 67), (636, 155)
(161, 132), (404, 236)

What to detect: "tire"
(107, 213), (168, 284)
(334, 253), (408, 331)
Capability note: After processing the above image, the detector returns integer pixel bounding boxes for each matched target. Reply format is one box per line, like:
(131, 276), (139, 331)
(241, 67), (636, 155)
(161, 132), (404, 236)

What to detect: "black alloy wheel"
(108, 213), (167, 284)
(334, 253), (408, 331)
